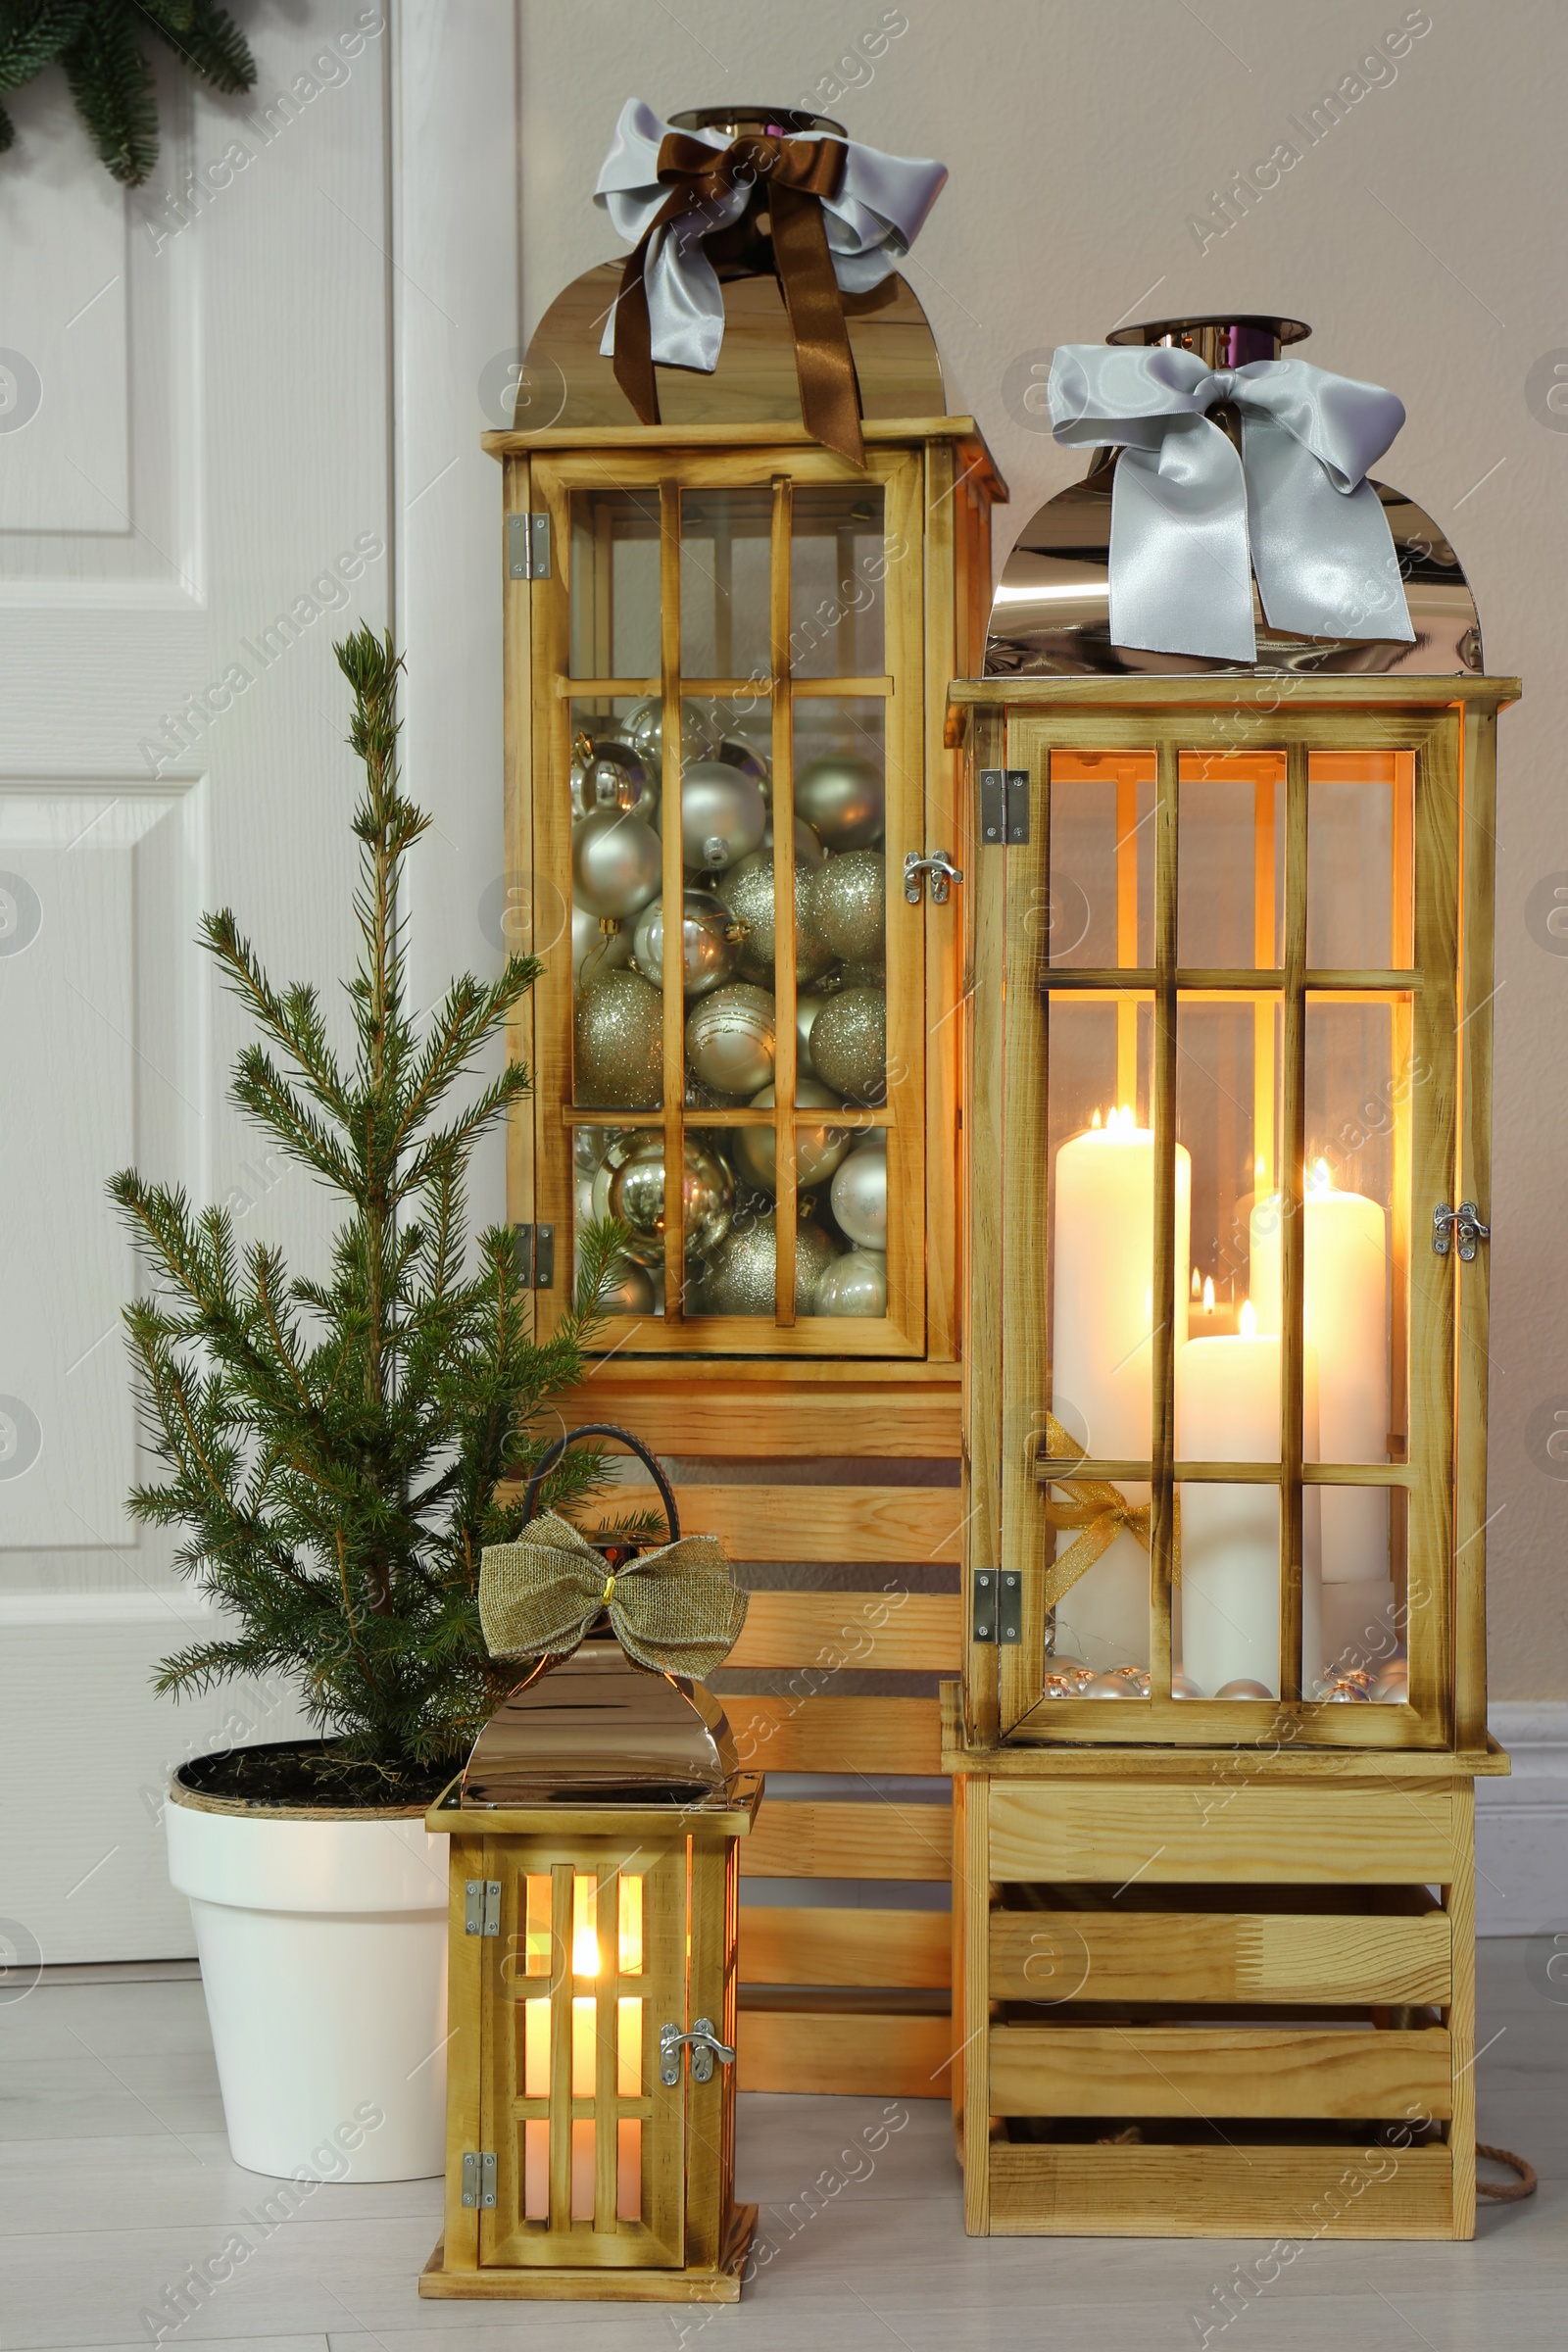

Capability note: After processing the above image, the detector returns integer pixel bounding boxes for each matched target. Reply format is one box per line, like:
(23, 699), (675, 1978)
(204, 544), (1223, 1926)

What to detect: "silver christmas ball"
(685, 982), (776, 1099)
(723, 850), (836, 988)
(574, 1124), (613, 1174)
(796, 982), (842, 1079)
(796, 754), (884, 849)
(830, 1134), (887, 1248)
(569, 735), (657, 826)
(808, 984), (886, 1104)
(679, 761), (768, 874)
(813, 1246), (887, 1318)
(608, 1134), (734, 1267)
(762, 810), (827, 871)
(1373, 1662), (1409, 1703)
(811, 849), (886, 964)
(597, 1260), (657, 1314)
(574, 1171), (595, 1229)
(631, 888), (743, 998)
(1084, 1671), (1146, 1699)
(697, 1209), (838, 1316)
(716, 735), (770, 789)
(1042, 1670), (1085, 1699)
(571, 904), (633, 988)
(574, 970), (663, 1108)
(1214, 1678), (1274, 1700)
(623, 697), (721, 768)
(571, 808), (662, 918)
(733, 1081), (853, 1193)
(1170, 1670), (1204, 1700)
(1320, 1676), (1372, 1704)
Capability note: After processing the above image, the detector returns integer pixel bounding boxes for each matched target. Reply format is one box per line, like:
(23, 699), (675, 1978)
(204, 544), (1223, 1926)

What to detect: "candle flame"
(1202, 1276), (1215, 1314)
(1255, 1154), (1265, 1179)
(1308, 1155), (1334, 1195)
(1091, 1106), (1102, 1128)
(1239, 1298), (1258, 1340)
(1120, 1102), (1133, 1127)
(1191, 1268), (1201, 1298)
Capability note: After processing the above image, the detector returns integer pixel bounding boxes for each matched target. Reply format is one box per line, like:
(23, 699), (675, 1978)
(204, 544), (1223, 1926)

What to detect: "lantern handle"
(521, 1422), (680, 1544)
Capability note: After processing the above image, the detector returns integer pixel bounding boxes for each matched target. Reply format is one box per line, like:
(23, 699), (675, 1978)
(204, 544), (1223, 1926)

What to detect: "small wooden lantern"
(420, 1437), (761, 2302)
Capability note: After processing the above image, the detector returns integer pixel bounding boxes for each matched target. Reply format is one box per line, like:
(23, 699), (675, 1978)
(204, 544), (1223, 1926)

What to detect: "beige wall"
(519, 0), (1568, 1701)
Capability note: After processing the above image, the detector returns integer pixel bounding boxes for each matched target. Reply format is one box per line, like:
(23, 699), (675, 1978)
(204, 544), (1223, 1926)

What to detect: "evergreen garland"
(112, 631), (634, 1794)
(0, 1), (255, 186)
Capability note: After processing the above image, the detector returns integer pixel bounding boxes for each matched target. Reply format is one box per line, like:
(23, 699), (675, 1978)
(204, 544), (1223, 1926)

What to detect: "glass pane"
(617, 1876), (643, 1975)
(571, 2120), (595, 2221)
(1047, 752), (1155, 968)
(572, 1875), (599, 1977)
(616, 2120), (642, 2222)
(569, 489), (660, 678)
(1178, 754), (1284, 969)
(523, 1997), (550, 2098)
(1177, 997), (1282, 1334)
(571, 1997), (595, 2098)
(1044, 993), (1180, 1674)
(568, 691), (665, 1118)
(1306, 752), (1415, 968)
(524, 1875), (552, 1976)
(680, 487), (772, 679)
(789, 484), (886, 678)
(617, 1995), (643, 2096)
(524, 2119), (549, 2220)
(1174, 1484), (1293, 1700)
(1318, 1487), (1406, 1698)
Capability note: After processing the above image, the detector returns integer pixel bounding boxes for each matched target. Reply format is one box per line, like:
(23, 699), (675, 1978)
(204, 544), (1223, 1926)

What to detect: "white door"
(0, 3), (518, 1961)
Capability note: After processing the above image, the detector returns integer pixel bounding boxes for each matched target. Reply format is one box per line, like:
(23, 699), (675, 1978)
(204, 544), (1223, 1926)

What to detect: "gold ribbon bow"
(612, 130), (866, 466)
(479, 1509), (749, 1681)
(1040, 1412), (1181, 1612)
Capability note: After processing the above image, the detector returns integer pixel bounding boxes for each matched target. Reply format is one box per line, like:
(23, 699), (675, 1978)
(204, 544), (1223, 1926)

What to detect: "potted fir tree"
(112, 632), (627, 2181)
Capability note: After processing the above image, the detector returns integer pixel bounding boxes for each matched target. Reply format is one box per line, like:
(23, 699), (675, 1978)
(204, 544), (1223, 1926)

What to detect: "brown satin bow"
(1040, 1411), (1182, 1611)
(612, 129), (866, 467)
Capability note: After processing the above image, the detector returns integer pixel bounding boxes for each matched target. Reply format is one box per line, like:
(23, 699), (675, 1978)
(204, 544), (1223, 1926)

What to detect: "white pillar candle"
(1052, 1107), (1191, 1669)
(1250, 1162), (1389, 1583)
(1175, 1301), (1323, 1697)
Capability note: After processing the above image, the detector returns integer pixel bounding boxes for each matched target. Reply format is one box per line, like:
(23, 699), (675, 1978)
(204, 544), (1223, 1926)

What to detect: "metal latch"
(972, 1568), (1022, 1645)
(506, 513), (551, 580)
(904, 850), (963, 906)
(1433, 1200), (1490, 1262)
(465, 1879), (501, 1936)
(514, 1223), (556, 1289)
(461, 2150), (497, 2208)
(979, 768), (1029, 846)
(660, 2017), (736, 2085)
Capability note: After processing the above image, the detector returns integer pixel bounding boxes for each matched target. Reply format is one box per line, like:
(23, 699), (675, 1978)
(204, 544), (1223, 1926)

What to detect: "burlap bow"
(479, 1509), (748, 1680)
(1041, 1412), (1181, 1610)
(610, 127), (863, 464)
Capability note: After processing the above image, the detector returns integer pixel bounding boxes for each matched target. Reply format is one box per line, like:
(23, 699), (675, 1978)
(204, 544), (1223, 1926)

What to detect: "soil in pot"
(177, 1737), (461, 1811)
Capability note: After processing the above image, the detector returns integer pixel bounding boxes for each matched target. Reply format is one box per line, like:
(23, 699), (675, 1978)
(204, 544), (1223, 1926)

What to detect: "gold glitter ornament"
(574, 970), (663, 1107)
(685, 981), (776, 1098)
(795, 981), (842, 1079)
(810, 849), (886, 963)
(733, 1081), (853, 1193)
(723, 850), (836, 987)
(807, 983), (886, 1103)
(696, 1208), (838, 1316)
(812, 1246), (887, 1317)
(795, 752), (884, 849)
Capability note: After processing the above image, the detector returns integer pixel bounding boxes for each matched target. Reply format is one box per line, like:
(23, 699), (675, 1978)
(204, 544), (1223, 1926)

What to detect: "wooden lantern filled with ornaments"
(945, 314), (1520, 2242)
(420, 1430), (761, 2303)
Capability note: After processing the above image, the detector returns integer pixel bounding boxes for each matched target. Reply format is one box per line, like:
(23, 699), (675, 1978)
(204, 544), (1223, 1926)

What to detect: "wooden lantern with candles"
(942, 311), (1520, 2243)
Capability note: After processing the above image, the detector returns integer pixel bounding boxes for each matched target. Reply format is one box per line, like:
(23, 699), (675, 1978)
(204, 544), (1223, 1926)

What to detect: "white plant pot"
(167, 1771), (449, 2181)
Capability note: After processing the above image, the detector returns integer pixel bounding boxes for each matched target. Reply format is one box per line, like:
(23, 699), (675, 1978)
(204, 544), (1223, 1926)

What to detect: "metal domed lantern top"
(422, 1429), (761, 2304)
(988, 313), (1481, 678)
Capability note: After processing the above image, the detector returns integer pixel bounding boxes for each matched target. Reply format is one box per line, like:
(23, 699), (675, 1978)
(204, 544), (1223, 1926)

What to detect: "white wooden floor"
(1, 1943), (1562, 2352)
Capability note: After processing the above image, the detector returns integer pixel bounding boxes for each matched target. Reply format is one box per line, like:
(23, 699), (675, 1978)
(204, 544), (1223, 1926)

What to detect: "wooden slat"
(1447, 1782), (1477, 2237)
(962, 697), (1005, 1749)
(986, 1782), (1456, 1884)
(1279, 744), (1307, 1698)
(948, 674), (1520, 710)
(990, 2025), (1452, 2120)
(1455, 708), (1498, 1750)
(725, 1696), (941, 1774)
(987, 2142), (1454, 2237)
(560, 1380), (961, 1457)
(727, 1592), (961, 1672)
(671, 1484), (961, 1562)
(737, 2009), (950, 2097)
(740, 1906), (951, 1988)
(740, 1799), (951, 1881)
(988, 1906), (1451, 2006)
(1150, 737), (1178, 1699)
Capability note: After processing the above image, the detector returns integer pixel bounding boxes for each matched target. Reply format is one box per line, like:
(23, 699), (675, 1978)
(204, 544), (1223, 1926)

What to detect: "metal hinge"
(1433, 1200), (1490, 1262)
(464, 1879), (501, 1936)
(660, 2017), (736, 2086)
(904, 849), (963, 906)
(461, 2150), (497, 2208)
(979, 768), (1029, 846)
(971, 1568), (1022, 1645)
(506, 512), (551, 580)
(514, 1222), (556, 1289)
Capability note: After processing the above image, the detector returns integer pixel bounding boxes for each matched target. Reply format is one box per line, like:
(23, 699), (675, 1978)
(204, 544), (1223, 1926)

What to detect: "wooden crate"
(564, 1373), (960, 2099)
(949, 1715), (1506, 2237)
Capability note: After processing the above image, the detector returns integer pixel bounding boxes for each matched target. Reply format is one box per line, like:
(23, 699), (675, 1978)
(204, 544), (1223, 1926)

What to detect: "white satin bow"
(1047, 344), (1416, 663)
(594, 97), (948, 373)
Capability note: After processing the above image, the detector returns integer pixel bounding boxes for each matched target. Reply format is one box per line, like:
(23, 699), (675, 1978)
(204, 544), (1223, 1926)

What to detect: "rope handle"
(1476, 2141), (1537, 2202)
(521, 1422), (680, 1547)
